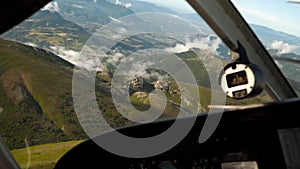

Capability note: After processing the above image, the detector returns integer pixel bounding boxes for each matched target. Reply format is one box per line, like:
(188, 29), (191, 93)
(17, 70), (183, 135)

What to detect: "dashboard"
(55, 98), (300, 169)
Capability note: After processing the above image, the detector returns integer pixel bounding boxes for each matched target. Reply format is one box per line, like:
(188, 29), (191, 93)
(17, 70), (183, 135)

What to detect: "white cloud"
(115, 0), (132, 8)
(24, 42), (38, 48)
(270, 40), (299, 54)
(115, 0), (121, 5)
(186, 36), (222, 55)
(109, 16), (122, 23)
(75, 45), (110, 71)
(42, 2), (60, 13)
(71, 4), (84, 9)
(106, 52), (124, 65)
(49, 46), (80, 64)
(128, 61), (154, 77)
(124, 3), (132, 8)
(164, 44), (190, 53)
(164, 36), (222, 55)
(116, 27), (127, 34)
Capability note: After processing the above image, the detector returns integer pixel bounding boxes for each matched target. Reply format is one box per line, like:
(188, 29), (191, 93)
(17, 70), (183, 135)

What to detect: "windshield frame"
(187, 0), (298, 100)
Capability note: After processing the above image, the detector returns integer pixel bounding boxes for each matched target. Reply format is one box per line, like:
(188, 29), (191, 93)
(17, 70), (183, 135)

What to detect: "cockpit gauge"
(219, 62), (264, 99)
(219, 42), (265, 99)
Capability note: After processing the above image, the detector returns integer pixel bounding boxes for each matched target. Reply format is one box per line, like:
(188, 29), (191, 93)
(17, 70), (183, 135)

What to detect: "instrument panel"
(55, 99), (300, 169)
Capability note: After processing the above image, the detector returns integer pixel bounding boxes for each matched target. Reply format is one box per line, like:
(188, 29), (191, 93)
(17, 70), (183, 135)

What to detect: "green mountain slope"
(0, 38), (87, 149)
(0, 38), (145, 150)
(0, 36), (209, 150)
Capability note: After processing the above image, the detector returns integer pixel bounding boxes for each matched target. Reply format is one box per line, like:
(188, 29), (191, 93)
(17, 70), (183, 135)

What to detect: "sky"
(231, 0), (300, 37)
(139, 0), (300, 37)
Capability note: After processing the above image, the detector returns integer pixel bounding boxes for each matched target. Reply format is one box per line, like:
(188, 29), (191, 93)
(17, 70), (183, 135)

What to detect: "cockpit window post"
(187, 0), (298, 100)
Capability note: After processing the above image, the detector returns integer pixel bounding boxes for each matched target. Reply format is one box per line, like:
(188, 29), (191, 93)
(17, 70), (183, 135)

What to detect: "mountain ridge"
(1, 10), (91, 51)
(0, 38), (86, 149)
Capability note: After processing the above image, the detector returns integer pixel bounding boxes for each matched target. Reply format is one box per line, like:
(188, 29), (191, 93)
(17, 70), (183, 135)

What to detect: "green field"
(11, 140), (83, 169)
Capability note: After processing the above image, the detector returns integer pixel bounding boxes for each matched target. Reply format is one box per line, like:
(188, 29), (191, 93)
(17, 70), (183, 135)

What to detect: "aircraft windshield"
(231, 0), (300, 96)
(2, 0), (296, 168)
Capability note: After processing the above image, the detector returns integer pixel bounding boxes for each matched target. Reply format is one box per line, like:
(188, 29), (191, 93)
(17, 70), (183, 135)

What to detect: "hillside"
(57, 0), (134, 33)
(1, 10), (91, 51)
(0, 38), (140, 150)
(0, 38), (185, 150)
(0, 37), (182, 149)
(0, 38), (89, 149)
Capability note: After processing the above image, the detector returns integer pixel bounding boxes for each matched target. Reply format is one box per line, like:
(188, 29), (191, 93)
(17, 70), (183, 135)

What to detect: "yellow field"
(11, 140), (83, 169)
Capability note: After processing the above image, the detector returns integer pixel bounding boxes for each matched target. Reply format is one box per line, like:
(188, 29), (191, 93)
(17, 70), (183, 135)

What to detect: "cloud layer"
(42, 2), (60, 13)
(115, 0), (132, 8)
(270, 40), (299, 54)
(164, 36), (222, 55)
